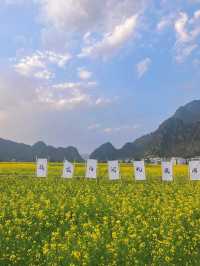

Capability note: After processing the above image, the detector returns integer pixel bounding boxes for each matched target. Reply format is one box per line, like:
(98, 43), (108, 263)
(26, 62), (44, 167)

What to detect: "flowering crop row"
(0, 164), (199, 265)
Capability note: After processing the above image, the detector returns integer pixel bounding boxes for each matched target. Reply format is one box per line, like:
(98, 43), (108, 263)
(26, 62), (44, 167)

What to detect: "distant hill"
(0, 139), (83, 162)
(90, 142), (118, 161)
(90, 100), (200, 160)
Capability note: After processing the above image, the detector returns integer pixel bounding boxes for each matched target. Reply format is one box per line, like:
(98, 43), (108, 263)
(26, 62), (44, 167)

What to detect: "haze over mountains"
(1, 100), (200, 162)
(90, 100), (200, 160)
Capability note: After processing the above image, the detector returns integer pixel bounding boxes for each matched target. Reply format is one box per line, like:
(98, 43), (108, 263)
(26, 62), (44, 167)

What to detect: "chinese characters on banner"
(162, 162), (173, 181)
(108, 161), (120, 180)
(62, 160), (74, 178)
(36, 159), (48, 177)
(134, 161), (146, 181)
(189, 161), (200, 180)
(35, 159), (200, 182)
(86, 159), (97, 179)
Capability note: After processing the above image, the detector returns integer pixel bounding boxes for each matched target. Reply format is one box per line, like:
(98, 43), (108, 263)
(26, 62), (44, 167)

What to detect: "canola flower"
(0, 163), (200, 265)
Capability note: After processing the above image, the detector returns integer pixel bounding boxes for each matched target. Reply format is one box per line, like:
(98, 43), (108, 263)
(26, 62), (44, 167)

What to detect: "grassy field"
(1, 163), (200, 265)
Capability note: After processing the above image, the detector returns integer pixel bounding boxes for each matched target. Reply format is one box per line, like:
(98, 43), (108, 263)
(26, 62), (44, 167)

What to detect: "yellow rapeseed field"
(0, 163), (200, 265)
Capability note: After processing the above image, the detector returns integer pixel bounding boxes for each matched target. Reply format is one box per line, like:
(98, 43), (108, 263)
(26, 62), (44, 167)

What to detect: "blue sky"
(0, 0), (200, 153)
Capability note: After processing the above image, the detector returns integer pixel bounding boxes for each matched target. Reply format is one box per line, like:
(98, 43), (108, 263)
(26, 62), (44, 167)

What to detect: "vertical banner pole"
(188, 161), (191, 184)
(173, 162), (175, 184)
(74, 161), (77, 180)
(96, 161), (98, 184)
(120, 162), (122, 184)
(72, 160), (75, 180)
(62, 158), (65, 179)
(84, 160), (86, 182)
(133, 161), (136, 184)
(35, 156), (37, 178)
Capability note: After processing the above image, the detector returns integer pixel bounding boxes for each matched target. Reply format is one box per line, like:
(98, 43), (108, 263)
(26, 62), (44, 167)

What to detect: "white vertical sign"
(108, 161), (119, 180)
(134, 161), (146, 181)
(162, 161), (173, 181)
(36, 159), (48, 177)
(189, 161), (200, 180)
(86, 159), (97, 179)
(62, 160), (74, 178)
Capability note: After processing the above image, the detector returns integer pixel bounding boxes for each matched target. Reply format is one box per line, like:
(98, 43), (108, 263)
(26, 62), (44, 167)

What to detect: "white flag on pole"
(86, 159), (97, 179)
(36, 158), (48, 177)
(134, 161), (146, 181)
(189, 161), (200, 180)
(62, 160), (74, 178)
(162, 161), (173, 181)
(108, 161), (119, 180)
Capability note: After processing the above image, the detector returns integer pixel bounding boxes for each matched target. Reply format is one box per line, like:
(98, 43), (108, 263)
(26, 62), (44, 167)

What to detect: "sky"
(0, 0), (200, 153)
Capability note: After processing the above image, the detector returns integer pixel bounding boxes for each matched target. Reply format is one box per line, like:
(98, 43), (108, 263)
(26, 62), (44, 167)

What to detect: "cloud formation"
(136, 58), (152, 79)
(174, 10), (200, 62)
(14, 51), (71, 80)
(0, 0), (200, 153)
(37, 0), (144, 32)
(78, 68), (92, 80)
(79, 15), (138, 59)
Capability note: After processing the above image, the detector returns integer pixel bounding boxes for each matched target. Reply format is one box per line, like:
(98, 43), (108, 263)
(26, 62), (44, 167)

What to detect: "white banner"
(36, 159), (48, 177)
(62, 160), (74, 178)
(162, 162), (173, 181)
(134, 161), (146, 181)
(189, 161), (200, 180)
(108, 161), (119, 180)
(86, 159), (97, 179)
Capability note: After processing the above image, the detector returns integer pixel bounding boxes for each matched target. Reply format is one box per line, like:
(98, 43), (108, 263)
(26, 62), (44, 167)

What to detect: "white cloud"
(194, 9), (200, 20)
(87, 122), (141, 135)
(14, 53), (45, 76)
(34, 0), (148, 55)
(157, 14), (175, 32)
(103, 124), (140, 134)
(34, 69), (54, 80)
(95, 96), (119, 107)
(155, 8), (200, 63)
(35, 80), (114, 110)
(37, 0), (144, 33)
(78, 68), (92, 80)
(36, 85), (91, 110)
(51, 80), (96, 91)
(174, 10), (200, 62)
(157, 19), (171, 32)
(176, 44), (198, 63)
(175, 12), (189, 42)
(38, 0), (104, 33)
(45, 51), (71, 67)
(14, 50), (71, 79)
(136, 57), (151, 78)
(79, 15), (138, 59)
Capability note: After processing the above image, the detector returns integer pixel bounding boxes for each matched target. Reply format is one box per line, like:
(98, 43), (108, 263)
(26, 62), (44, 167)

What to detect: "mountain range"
(1, 99), (200, 161)
(90, 100), (200, 160)
(0, 139), (83, 162)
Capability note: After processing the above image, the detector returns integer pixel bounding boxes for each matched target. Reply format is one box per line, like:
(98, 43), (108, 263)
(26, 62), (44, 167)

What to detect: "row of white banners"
(36, 159), (200, 181)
